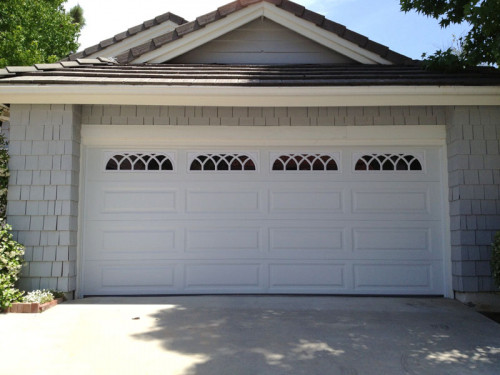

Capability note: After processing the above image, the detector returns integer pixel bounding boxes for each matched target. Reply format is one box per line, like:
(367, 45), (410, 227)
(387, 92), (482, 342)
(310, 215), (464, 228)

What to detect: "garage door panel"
(270, 190), (344, 213)
(269, 227), (344, 251)
(103, 188), (178, 214)
(186, 227), (262, 251)
(84, 261), (179, 295)
(184, 264), (262, 291)
(352, 190), (429, 214)
(353, 262), (441, 292)
(86, 183), (181, 220)
(82, 145), (446, 295)
(85, 222), (180, 259)
(269, 263), (345, 290)
(186, 190), (262, 213)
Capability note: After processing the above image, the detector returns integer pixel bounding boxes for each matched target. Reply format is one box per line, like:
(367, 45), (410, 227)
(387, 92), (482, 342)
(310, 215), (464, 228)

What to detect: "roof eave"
(1, 85), (498, 107)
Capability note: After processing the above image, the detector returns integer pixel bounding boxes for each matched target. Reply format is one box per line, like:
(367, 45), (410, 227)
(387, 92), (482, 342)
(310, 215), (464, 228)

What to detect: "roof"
(68, 12), (187, 60)
(1, 60), (500, 87)
(67, 0), (413, 65)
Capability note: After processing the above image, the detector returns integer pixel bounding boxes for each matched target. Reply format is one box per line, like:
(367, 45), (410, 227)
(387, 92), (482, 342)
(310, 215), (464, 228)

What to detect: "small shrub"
(0, 221), (25, 311)
(491, 232), (500, 288)
(23, 289), (54, 304)
(49, 290), (66, 300)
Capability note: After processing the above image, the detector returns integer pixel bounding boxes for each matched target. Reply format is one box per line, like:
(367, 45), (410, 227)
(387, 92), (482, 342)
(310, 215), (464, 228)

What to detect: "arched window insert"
(105, 153), (173, 171)
(272, 154), (338, 171)
(190, 153), (256, 171)
(354, 154), (422, 171)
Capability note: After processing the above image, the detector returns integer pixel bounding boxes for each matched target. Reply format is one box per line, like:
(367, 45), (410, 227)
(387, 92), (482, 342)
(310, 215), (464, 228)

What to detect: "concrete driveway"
(1, 296), (499, 375)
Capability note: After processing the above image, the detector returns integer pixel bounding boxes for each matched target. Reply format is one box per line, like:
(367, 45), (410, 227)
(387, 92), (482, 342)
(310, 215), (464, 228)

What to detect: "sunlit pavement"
(1, 296), (499, 375)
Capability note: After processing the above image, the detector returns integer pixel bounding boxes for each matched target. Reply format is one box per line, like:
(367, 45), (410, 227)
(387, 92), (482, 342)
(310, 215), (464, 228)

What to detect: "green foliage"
(400, 0), (500, 68)
(491, 232), (500, 289)
(0, 0), (84, 68)
(69, 4), (86, 28)
(0, 222), (25, 311)
(0, 134), (9, 220)
(23, 289), (54, 304)
(421, 48), (466, 72)
(50, 290), (66, 300)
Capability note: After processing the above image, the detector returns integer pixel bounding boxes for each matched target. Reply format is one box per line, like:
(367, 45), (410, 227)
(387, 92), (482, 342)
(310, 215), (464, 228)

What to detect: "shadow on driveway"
(115, 296), (500, 375)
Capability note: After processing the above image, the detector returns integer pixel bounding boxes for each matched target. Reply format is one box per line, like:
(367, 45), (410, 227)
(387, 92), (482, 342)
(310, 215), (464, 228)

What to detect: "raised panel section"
(101, 265), (175, 287)
(85, 223), (178, 259)
(270, 264), (345, 288)
(354, 264), (431, 288)
(185, 264), (260, 288)
(270, 228), (343, 251)
(103, 189), (177, 213)
(187, 191), (260, 213)
(102, 230), (176, 253)
(353, 228), (429, 251)
(271, 191), (342, 212)
(186, 228), (260, 251)
(352, 190), (428, 214)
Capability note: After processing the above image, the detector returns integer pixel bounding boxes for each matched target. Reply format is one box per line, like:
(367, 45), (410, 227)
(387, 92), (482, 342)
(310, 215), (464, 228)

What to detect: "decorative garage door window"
(354, 153), (422, 171)
(272, 154), (338, 171)
(105, 153), (174, 171)
(189, 153), (256, 171)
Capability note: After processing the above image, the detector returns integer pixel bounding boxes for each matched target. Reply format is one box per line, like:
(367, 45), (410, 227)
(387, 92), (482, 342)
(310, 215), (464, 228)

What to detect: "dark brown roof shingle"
(2, 62), (499, 87)
(66, 12), (187, 60)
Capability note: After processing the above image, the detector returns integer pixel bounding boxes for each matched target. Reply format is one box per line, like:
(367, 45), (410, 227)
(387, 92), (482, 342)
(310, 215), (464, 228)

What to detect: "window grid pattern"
(272, 154), (338, 171)
(354, 154), (422, 171)
(105, 153), (173, 171)
(190, 153), (256, 171)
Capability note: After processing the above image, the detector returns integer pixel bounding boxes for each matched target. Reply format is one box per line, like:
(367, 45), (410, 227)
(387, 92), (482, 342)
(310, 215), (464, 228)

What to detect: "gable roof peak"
(113, 0), (413, 65)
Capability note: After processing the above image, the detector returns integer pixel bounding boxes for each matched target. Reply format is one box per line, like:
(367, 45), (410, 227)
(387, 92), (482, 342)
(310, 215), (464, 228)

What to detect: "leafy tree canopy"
(400, 0), (500, 69)
(0, 0), (84, 68)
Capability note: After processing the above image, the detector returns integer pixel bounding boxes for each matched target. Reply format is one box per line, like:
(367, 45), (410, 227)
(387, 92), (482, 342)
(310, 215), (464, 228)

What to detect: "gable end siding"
(169, 18), (356, 64)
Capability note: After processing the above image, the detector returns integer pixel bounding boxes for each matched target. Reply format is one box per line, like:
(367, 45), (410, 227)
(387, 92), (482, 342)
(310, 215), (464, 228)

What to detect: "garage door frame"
(77, 125), (452, 298)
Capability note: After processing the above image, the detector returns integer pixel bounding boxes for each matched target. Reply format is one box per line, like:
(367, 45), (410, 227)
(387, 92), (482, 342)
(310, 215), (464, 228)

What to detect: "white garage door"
(81, 145), (445, 295)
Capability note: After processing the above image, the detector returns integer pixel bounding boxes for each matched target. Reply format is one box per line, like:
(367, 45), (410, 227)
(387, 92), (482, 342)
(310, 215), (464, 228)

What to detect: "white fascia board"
(135, 2), (389, 64)
(1, 85), (499, 107)
(85, 20), (180, 59)
(82, 125), (446, 147)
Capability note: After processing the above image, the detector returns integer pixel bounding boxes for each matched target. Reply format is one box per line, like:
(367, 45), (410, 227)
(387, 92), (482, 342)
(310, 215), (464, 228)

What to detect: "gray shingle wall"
(7, 104), (81, 294)
(7, 103), (499, 297)
(447, 106), (500, 293)
(81, 105), (446, 126)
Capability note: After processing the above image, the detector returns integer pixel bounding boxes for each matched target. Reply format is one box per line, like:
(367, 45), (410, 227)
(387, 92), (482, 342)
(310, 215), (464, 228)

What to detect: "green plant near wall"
(0, 222), (25, 311)
(491, 232), (500, 289)
(0, 133), (25, 311)
(0, 133), (8, 219)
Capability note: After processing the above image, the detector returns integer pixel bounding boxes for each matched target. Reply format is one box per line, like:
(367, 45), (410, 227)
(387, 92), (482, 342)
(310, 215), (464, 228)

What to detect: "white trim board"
(2, 85), (499, 106)
(81, 125), (447, 147)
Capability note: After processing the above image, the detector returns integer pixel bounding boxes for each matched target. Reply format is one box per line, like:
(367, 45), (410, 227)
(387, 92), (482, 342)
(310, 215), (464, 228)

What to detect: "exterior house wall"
(6, 103), (500, 297)
(81, 105), (446, 126)
(446, 106), (500, 295)
(7, 104), (81, 294)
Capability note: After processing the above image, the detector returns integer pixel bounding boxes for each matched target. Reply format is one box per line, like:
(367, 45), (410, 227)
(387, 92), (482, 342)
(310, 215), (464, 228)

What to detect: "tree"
(0, 0), (85, 68)
(400, 0), (500, 69)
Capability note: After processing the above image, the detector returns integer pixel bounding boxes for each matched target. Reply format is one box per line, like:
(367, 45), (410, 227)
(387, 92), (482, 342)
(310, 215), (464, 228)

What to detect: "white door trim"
(76, 125), (451, 297)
